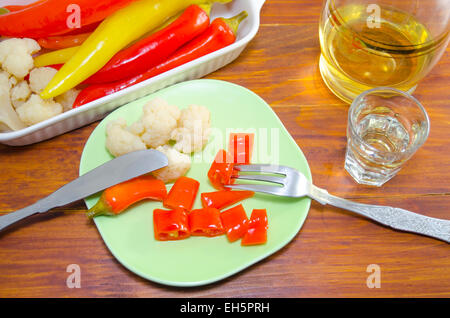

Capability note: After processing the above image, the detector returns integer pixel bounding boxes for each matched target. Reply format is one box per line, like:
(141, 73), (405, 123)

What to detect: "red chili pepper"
(241, 209), (268, 246)
(201, 190), (254, 210)
(84, 4), (211, 84)
(3, 0), (47, 12)
(72, 11), (248, 108)
(189, 207), (225, 237)
(143, 11), (248, 79)
(220, 204), (249, 242)
(163, 176), (200, 211)
(86, 175), (167, 219)
(0, 0), (137, 38)
(229, 133), (254, 164)
(55, 21), (102, 36)
(37, 32), (92, 50)
(48, 64), (64, 71)
(2, 5), (26, 12)
(207, 149), (235, 190)
(153, 208), (190, 241)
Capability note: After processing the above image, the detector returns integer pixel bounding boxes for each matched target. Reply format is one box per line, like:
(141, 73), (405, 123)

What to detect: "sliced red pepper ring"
(163, 176), (199, 211)
(220, 204), (249, 242)
(228, 133), (254, 164)
(201, 190), (254, 210)
(241, 209), (268, 246)
(153, 208), (190, 241)
(189, 207), (225, 237)
(207, 149), (235, 190)
(86, 175), (167, 219)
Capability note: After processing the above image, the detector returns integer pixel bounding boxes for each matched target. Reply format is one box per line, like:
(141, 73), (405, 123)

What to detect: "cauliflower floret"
(105, 118), (147, 157)
(0, 71), (11, 88)
(138, 97), (181, 148)
(9, 75), (17, 87)
(128, 120), (145, 136)
(29, 67), (58, 94)
(0, 72), (26, 131)
(55, 88), (80, 112)
(152, 145), (191, 183)
(171, 104), (211, 153)
(0, 38), (40, 78)
(15, 94), (62, 126)
(11, 81), (31, 109)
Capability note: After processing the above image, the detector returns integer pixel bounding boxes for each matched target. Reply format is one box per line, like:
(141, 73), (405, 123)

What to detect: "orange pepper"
(201, 190), (254, 210)
(153, 208), (190, 241)
(163, 176), (199, 211)
(241, 209), (268, 246)
(86, 175), (167, 218)
(220, 204), (249, 242)
(228, 133), (254, 164)
(189, 207), (224, 237)
(207, 149), (235, 190)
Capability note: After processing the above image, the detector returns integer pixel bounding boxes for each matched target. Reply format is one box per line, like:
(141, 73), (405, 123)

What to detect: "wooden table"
(0, 0), (449, 298)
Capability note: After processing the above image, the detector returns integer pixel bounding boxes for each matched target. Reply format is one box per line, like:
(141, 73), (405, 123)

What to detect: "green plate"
(79, 79), (311, 287)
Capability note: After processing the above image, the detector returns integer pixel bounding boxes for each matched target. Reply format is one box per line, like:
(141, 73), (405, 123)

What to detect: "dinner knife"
(0, 149), (168, 233)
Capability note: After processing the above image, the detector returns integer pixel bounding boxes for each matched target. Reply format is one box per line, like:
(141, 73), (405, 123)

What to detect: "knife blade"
(0, 149), (168, 233)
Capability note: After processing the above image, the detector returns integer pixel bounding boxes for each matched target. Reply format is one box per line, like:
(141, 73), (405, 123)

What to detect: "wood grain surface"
(0, 0), (449, 298)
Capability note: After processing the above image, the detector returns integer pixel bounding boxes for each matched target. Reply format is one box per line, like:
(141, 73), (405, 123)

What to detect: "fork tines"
(225, 164), (288, 195)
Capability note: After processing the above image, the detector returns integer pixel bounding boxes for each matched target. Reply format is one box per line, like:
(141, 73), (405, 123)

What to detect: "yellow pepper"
(33, 11), (185, 68)
(40, 0), (231, 99)
(34, 46), (79, 67)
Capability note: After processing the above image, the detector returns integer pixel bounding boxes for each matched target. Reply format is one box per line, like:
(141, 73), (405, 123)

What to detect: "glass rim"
(327, 0), (450, 49)
(348, 87), (430, 156)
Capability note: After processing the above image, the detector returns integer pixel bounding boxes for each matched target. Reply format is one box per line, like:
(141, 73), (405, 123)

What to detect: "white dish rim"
(0, 0), (265, 143)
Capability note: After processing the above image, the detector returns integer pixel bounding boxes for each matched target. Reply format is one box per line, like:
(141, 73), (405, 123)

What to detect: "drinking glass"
(319, 0), (450, 103)
(345, 87), (429, 186)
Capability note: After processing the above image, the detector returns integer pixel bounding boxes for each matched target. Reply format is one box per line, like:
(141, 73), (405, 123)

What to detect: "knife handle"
(0, 198), (55, 232)
(0, 178), (74, 233)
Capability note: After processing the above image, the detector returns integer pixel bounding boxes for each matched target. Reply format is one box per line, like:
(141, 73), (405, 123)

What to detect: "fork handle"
(310, 186), (450, 243)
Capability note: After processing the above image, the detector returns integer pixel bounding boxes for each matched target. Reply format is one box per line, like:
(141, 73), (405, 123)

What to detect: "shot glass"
(345, 87), (430, 186)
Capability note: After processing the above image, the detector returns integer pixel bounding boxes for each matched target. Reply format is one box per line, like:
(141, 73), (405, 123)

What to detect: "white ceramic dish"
(0, 0), (265, 146)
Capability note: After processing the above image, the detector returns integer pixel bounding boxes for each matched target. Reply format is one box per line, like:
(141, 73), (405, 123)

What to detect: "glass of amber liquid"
(319, 0), (450, 103)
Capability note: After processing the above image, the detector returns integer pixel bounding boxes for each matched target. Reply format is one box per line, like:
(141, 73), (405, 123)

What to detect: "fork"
(225, 164), (450, 243)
